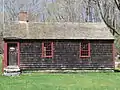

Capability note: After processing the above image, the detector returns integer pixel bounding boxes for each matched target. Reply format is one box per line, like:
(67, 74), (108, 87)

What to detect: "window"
(80, 42), (90, 57)
(42, 42), (53, 58)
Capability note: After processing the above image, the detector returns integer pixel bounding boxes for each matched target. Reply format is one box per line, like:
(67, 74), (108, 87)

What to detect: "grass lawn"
(0, 57), (120, 90)
(0, 73), (120, 90)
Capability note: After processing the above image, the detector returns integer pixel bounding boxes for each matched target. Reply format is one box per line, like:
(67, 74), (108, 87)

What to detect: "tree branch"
(97, 0), (120, 35)
(114, 0), (120, 11)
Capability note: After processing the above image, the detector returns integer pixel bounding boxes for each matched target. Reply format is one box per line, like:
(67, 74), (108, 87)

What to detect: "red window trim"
(42, 42), (53, 58)
(3, 42), (7, 68)
(112, 43), (115, 68)
(80, 42), (90, 58)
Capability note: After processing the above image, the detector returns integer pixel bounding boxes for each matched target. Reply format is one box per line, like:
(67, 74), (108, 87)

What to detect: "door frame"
(4, 42), (20, 67)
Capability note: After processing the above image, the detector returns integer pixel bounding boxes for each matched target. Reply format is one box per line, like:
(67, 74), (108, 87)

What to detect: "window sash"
(80, 42), (90, 57)
(42, 42), (53, 58)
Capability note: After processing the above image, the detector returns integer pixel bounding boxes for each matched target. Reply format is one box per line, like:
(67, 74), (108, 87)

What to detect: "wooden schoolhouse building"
(2, 21), (115, 71)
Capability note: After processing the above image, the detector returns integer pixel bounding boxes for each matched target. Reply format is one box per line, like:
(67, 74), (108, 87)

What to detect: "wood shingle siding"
(18, 40), (114, 70)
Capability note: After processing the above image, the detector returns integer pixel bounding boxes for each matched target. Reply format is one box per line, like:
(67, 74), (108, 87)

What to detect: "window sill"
(80, 56), (90, 58)
(42, 56), (53, 58)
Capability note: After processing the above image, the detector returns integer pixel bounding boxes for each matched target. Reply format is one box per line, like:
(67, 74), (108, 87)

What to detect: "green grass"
(0, 57), (120, 90)
(0, 73), (120, 90)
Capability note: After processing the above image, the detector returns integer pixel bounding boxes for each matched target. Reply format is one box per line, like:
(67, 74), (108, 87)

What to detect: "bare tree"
(96, 0), (120, 35)
(41, 0), (101, 22)
(114, 0), (120, 11)
(4, 0), (43, 22)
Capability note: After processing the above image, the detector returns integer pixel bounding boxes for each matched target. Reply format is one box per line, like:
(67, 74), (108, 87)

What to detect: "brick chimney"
(18, 11), (28, 22)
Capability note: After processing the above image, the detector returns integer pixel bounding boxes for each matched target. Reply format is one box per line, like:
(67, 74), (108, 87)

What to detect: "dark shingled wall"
(15, 40), (114, 70)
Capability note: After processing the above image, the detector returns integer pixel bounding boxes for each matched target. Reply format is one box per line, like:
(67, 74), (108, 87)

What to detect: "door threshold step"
(3, 66), (21, 76)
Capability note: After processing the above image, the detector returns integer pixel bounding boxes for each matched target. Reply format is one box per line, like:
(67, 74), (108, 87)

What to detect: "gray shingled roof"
(3, 22), (114, 40)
